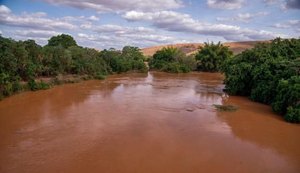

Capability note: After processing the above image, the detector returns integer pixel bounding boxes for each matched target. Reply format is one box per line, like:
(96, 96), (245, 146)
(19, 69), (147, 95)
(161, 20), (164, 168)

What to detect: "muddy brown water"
(0, 72), (299, 173)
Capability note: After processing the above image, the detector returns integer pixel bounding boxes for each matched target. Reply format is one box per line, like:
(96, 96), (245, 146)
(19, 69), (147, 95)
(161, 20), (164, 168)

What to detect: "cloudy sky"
(0, 0), (299, 49)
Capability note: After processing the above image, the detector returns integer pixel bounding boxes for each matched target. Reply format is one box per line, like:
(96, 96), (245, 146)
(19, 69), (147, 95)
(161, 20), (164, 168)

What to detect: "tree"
(149, 47), (193, 73)
(222, 38), (300, 123)
(152, 47), (185, 63)
(272, 76), (300, 122)
(47, 34), (77, 48)
(0, 35), (149, 99)
(195, 42), (233, 72)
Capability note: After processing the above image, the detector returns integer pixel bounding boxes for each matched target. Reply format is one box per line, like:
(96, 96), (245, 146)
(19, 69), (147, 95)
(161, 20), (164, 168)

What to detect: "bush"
(94, 73), (106, 80)
(222, 38), (300, 123)
(161, 62), (190, 73)
(0, 35), (148, 99)
(272, 76), (300, 115)
(284, 106), (300, 123)
(149, 47), (195, 73)
(28, 79), (50, 91)
(196, 42), (233, 72)
(0, 73), (20, 97)
(100, 46), (147, 73)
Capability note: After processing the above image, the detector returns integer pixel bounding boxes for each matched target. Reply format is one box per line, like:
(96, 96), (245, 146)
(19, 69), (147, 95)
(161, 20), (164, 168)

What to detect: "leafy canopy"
(149, 47), (196, 73)
(195, 42), (233, 72)
(47, 34), (77, 48)
(0, 35), (147, 99)
(222, 38), (300, 123)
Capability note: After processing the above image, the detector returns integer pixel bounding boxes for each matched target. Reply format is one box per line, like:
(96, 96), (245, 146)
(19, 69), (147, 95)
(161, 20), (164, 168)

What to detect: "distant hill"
(141, 41), (266, 56)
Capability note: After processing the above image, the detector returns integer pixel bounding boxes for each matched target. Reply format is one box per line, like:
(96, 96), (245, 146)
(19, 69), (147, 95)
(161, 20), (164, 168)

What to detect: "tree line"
(148, 42), (232, 73)
(1, 34), (299, 123)
(222, 38), (300, 123)
(0, 34), (147, 99)
(148, 38), (300, 123)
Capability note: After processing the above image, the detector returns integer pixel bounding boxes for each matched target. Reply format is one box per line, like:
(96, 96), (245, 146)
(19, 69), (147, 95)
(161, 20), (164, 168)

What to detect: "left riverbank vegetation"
(0, 34), (147, 100)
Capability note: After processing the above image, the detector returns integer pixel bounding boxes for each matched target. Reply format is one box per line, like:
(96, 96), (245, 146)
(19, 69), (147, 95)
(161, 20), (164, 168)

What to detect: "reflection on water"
(0, 72), (299, 173)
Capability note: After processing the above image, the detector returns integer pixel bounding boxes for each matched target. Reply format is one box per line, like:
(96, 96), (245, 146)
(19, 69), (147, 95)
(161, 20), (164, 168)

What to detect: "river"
(0, 72), (299, 173)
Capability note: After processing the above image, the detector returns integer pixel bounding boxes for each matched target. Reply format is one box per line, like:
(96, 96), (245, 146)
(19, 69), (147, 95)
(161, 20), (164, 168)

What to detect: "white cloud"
(76, 24), (192, 49)
(15, 30), (62, 38)
(207, 0), (244, 10)
(42, 0), (183, 12)
(88, 15), (99, 21)
(62, 15), (99, 22)
(80, 22), (93, 29)
(93, 24), (154, 35)
(0, 2), (293, 49)
(273, 20), (300, 32)
(123, 11), (281, 41)
(0, 5), (11, 14)
(264, 0), (278, 5)
(0, 5), (76, 30)
(217, 12), (269, 23)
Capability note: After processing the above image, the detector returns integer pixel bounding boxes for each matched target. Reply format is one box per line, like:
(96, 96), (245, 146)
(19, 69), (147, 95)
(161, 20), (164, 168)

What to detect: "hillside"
(142, 41), (265, 56)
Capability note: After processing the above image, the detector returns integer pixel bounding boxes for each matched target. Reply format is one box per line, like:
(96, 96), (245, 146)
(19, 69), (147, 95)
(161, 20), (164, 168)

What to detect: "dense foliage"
(47, 34), (77, 48)
(0, 35), (146, 99)
(222, 38), (300, 123)
(1, 34), (299, 123)
(195, 42), (233, 72)
(101, 46), (147, 73)
(149, 47), (196, 73)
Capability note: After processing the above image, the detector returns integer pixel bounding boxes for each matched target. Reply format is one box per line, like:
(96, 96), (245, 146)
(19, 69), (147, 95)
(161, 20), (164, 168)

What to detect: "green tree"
(222, 38), (300, 123)
(149, 47), (193, 73)
(195, 42), (233, 72)
(47, 34), (77, 48)
(272, 76), (300, 119)
(0, 34), (148, 99)
(42, 45), (72, 75)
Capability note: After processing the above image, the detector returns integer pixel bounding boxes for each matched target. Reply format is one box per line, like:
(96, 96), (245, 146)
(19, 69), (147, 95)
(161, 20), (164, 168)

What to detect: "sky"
(0, 0), (299, 49)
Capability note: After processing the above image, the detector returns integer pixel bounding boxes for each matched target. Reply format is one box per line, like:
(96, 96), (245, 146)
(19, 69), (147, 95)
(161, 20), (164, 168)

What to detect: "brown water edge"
(0, 72), (299, 173)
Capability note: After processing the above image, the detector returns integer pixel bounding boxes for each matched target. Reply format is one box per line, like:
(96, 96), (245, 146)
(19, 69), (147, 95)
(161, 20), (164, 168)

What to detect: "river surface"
(0, 72), (299, 173)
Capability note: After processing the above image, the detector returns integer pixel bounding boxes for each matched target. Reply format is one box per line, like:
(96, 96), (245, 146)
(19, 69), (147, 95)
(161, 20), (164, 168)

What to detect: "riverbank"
(0, 71), (149, 101)
(0, 74), (100, 100)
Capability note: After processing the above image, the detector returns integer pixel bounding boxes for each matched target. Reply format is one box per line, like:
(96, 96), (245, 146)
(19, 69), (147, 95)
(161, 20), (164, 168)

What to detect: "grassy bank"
(0, 74), (104, 100)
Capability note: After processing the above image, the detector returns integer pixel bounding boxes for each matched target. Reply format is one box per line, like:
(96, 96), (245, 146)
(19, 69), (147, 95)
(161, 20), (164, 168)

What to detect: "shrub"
(28, 79), (50, 91)
(161, 62), (190, 73)
(149, 47), (194, 73)
(272, 76), (300, 115)
(0, 34), (149, 99)
(222, 38), (300, 123)
(94, 73), (106, 80)
(196, 42), (233, 72)
(0, 72), (23, 98)
(284, 106), (300, 123)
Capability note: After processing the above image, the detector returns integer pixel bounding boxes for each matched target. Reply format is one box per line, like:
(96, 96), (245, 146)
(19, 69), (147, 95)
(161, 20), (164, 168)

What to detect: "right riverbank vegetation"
(149, 38), (300, 123)
(1, 34), (299, 123)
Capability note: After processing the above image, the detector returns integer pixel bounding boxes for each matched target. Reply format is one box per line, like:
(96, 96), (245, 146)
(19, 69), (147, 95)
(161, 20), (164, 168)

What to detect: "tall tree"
(195, 42), (233, 72)
(47, 34), (77, 48)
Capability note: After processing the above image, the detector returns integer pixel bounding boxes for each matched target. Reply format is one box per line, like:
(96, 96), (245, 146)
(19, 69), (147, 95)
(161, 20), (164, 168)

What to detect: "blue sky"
(0, 0), (299, 49)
